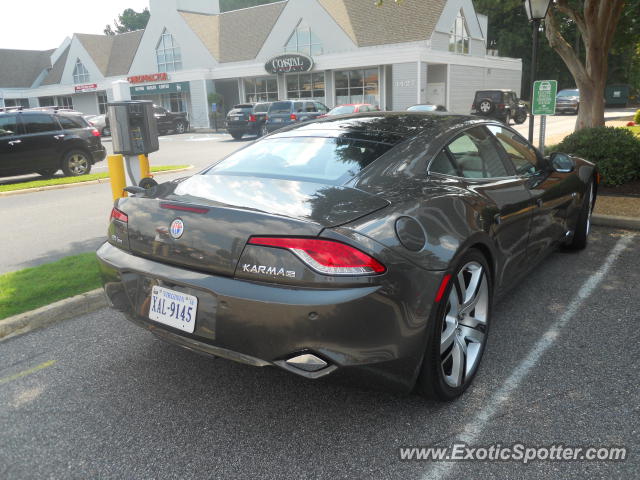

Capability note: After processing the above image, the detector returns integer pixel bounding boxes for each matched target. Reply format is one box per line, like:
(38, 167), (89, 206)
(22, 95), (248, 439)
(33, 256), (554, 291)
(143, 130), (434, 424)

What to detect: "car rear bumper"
(96, 242), (442, 392)
(91, 147), (107, 163)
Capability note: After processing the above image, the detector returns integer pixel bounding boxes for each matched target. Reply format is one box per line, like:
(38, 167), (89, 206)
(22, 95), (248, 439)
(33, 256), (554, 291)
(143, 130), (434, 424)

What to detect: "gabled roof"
(0, 48), (54, 88)
(180, 1), (287, 62)
(75, 31), (144, 77)
(41, 45), (70, 86)
(318, 0), (447, 47)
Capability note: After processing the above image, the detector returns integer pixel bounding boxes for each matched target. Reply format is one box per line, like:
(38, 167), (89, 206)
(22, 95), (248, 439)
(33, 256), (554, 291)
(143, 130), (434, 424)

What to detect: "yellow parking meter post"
(138, 154), (151, 179)
(107, 154), (128, 201)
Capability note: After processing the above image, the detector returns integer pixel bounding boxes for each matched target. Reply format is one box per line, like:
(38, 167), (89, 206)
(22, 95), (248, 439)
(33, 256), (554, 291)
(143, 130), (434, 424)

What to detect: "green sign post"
(532, 80), (557, 115)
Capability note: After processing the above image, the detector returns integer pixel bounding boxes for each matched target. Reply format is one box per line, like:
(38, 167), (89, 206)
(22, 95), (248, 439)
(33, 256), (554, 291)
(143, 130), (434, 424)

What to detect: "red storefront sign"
(127, 73), (170, 84)
(74, 83), (98, 93)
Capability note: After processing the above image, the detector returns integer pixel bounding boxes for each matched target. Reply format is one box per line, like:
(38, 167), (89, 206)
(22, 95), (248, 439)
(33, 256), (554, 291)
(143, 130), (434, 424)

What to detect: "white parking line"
(421, 233), (635, 480)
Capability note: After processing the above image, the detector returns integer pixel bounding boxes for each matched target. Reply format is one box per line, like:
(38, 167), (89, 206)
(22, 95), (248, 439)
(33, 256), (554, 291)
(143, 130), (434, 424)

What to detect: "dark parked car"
(556, 89), (580, 114)
(97, 112), (597, 400)
(263, 100), (328, 134)
(106, 104), (189, 136)
(407, 104), (447, 112)
(471, 89), (528, 125)
(226, 102), (271, 140)
(0, 109), (106, 177)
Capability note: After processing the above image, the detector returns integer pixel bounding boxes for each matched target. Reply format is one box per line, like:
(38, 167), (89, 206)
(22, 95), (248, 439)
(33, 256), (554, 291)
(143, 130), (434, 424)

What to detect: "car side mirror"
(549, 152), (574, 173)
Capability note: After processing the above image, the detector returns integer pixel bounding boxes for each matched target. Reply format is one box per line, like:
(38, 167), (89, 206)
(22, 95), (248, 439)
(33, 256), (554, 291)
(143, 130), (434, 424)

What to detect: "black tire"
(566, 181), (594, 250)
(515, 111), (527, 125)
(416, 249), (492, 401)
(174, 120), (187, 134)
(37, 168), (58, 178)
(260, 125), (269, 137)
(61, 150), (91, 177)
(477, 99), (495, 116)
(231, 132), (243, 140)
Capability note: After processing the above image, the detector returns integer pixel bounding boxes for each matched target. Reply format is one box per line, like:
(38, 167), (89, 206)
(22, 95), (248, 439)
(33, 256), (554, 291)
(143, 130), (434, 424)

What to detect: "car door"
(487, 124), (571, 266)
(0, 113), (25, 175)
(436, 126), (534, 291)
(20, 113), (63, 172)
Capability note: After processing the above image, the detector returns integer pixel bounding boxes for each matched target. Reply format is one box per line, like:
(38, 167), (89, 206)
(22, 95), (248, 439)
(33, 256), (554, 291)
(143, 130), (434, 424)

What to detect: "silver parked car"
(556, 89), (580, 115)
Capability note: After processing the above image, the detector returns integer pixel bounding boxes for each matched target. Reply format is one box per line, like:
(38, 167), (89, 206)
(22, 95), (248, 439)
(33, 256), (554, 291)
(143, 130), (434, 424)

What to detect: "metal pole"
(539, 115), (546, 156)
(528, 19), (540, 144)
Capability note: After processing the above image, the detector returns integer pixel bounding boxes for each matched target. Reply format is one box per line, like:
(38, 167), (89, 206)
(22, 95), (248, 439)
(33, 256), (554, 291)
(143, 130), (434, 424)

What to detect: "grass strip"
(0, 253), (102, 320)
(0, 165), (189, 193)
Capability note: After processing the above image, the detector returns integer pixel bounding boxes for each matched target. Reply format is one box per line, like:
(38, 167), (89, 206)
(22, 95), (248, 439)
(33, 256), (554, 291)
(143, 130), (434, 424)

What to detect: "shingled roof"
(318, 0), (448, 47)
(180, 1), (287, 62)
(0, 48), (54, 88)
(40, 45), (70, 86)
(75, 31), (144, 77)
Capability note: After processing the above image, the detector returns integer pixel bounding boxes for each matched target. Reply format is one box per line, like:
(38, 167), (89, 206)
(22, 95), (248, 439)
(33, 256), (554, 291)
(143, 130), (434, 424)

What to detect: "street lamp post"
(524, 0), (552, 143)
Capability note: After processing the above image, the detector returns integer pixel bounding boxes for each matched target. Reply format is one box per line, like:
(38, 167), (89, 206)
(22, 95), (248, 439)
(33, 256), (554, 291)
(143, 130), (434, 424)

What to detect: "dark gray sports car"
(97, 113), (598, 400)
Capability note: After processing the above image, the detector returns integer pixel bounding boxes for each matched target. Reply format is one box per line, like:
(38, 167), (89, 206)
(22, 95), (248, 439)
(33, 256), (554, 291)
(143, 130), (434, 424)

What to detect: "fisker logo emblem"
(242, 264), (296, 278)
(169, 219), (184, 239)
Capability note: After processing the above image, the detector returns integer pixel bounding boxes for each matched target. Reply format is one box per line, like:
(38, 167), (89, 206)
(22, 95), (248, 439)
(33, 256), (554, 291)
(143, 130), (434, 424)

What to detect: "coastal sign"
(265, 53), (313, 74)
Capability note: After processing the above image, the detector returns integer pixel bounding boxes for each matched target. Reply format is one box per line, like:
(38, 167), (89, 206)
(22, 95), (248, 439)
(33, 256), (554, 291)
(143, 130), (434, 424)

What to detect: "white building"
(0, 0), (522, 129)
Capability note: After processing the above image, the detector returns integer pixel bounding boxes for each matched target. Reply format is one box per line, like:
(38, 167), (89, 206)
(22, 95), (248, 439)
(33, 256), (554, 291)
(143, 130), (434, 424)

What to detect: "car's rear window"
(269, 102), (292, 114)
(58, 115), (88, 129)
(206, 136), (394, 184)
(474, 91), (503, 102)
(330, 106), (356, 115)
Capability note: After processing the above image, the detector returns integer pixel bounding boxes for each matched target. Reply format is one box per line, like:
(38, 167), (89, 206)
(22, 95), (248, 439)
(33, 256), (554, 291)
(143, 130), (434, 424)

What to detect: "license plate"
(149, 286), (198, 333)
(273, 118), (283, 122)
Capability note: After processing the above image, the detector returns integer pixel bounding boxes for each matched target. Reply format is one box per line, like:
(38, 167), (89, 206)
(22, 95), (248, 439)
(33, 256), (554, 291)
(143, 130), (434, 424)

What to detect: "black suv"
(0, 109), (106, 178)
(263, 100), (329, 134)
(471, 89), (528, 125)
(226, 102), (271, 140)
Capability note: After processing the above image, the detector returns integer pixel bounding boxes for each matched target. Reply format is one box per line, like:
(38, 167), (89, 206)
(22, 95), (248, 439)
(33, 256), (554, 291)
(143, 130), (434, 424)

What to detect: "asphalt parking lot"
(1, 226), (638, 479)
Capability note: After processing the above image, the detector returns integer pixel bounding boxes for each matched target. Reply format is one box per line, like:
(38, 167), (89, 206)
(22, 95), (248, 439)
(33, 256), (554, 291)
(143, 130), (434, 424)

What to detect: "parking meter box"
(108, 101), (160, 156)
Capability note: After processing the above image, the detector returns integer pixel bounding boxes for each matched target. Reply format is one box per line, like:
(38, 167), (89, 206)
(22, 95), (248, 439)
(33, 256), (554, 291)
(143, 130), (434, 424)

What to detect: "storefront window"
(449, 10), (470, 54)
(335, 69), (379, 106)
(73, 59), (90, 84)
(170, 93), (186, 112)
(98, 92), (108, 114)
(3, 98), (30, 108)
(156, 29), (183, 72)
(286, 72), (325, 103)
(38, 96), (73, 109)
(244, 77), (278, 103)
(284, 21), (323, 56)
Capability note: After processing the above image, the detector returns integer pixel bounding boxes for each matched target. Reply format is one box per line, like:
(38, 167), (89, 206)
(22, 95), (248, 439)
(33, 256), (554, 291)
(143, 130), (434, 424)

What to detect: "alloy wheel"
(68, 154), (89, 175)
(480, 101), (491, 113)
(440, 261), (489, 388)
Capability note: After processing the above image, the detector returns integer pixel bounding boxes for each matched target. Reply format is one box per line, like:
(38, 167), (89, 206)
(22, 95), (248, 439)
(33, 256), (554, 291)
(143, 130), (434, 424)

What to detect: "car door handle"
(8, 139), (21, 146)
(54, 134), (65, 140)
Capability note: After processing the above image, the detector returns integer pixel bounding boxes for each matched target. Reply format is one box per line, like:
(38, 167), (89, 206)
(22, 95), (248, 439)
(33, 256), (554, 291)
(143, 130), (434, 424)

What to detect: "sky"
(0, 0), (150, 51)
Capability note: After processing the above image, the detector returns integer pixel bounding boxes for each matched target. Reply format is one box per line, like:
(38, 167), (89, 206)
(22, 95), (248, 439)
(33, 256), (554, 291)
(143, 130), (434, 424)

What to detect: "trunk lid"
(120, 174), (389, 276)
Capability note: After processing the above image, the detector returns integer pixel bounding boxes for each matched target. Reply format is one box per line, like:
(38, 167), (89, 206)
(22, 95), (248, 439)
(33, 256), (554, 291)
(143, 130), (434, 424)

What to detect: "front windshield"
(557, 89), (579, 97)
(206, 136), (393, 184)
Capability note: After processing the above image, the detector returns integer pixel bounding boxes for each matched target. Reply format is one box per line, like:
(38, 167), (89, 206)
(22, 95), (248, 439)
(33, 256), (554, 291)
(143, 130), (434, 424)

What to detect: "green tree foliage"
(220, 0), (281, 12)
(104, 8), (150, 35)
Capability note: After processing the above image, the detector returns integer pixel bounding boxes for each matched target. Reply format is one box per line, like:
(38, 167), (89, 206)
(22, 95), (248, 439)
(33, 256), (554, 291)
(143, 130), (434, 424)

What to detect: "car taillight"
(110, 207), (128, 223)
(290, 113), (298, 121)
(91, 128), (101, 137)
(249, 114), (256, 122)
(248, 237), (386, 275)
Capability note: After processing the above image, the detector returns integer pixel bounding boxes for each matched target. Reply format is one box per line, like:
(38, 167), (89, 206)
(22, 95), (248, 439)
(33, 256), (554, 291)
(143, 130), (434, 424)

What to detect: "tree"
(104, 8), (150, 35)
(544, 1), (627, 130)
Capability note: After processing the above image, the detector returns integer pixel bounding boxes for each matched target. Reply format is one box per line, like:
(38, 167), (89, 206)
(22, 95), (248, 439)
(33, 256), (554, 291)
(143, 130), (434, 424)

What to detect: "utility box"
(108, 100), (159, 155)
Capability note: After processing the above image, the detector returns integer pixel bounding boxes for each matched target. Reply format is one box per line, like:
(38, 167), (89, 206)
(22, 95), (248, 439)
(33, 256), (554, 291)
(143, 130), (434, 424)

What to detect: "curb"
(0, 165), (194, 197)
(592, 214), (640, 230)
(0, 288), (106, 342)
